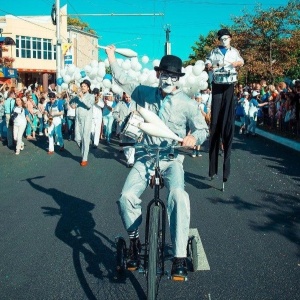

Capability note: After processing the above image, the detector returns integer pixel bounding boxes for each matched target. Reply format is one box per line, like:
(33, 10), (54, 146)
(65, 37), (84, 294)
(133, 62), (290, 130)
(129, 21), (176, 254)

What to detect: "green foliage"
(186, 0), (300, 84)
(67, 17), (97, 35)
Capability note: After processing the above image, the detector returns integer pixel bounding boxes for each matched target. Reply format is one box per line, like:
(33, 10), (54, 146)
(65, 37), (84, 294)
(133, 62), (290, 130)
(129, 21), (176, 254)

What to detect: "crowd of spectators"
(1, 78), (299, 160)
(234, 80), (300, 139)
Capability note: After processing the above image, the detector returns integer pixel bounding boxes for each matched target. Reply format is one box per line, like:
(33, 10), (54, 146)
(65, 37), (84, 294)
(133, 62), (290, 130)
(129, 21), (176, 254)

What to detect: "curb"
(235, 121), (300, 152)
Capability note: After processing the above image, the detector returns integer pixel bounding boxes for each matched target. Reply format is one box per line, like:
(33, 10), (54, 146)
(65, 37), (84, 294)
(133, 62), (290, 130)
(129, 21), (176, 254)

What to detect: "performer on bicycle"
(205, 28), (244, 185)
(106, 46), (208, 280)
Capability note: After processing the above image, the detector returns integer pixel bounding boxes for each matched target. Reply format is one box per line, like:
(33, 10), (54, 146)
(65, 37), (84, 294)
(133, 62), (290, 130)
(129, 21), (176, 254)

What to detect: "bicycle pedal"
(127, 266), (138, 271)
(171, 275), (188, 282)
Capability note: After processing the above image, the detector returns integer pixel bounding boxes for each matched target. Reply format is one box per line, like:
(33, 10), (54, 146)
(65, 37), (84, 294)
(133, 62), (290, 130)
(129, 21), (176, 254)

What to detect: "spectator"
(238, 91), (250, 134)
(0, 96), (5, 141)
(248, 91), (268, 136)
(4, 90), (16, 148)
(37, 97), (46, 136)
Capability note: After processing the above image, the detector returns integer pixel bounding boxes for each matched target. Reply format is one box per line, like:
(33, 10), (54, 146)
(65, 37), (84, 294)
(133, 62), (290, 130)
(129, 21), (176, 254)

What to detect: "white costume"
(91, 96), (104, 147)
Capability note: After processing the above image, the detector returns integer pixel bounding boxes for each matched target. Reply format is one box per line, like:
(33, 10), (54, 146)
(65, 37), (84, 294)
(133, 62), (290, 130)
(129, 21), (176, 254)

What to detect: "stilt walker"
(205, 29), (244, 190)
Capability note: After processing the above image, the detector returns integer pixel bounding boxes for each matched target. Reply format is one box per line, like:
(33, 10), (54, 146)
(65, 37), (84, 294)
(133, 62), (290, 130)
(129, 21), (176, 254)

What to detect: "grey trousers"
(117, 154), (190, 257)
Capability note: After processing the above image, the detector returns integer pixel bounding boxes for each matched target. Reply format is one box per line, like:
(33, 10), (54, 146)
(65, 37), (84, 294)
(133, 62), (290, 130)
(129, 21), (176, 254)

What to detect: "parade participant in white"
(73, 79), (95, 166)
(113, 93), (137, 167)
(91, 88), (104, 149)
(45, 92), (65, 154)
(106, 46), (208, 280)
(12, 95), (31, 155)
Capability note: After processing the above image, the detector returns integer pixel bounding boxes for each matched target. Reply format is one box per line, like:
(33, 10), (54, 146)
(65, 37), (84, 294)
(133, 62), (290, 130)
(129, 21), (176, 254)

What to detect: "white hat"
(243, 91), (249, 96)
(252, 91), (259, 97)
(104, 92), (113, 97)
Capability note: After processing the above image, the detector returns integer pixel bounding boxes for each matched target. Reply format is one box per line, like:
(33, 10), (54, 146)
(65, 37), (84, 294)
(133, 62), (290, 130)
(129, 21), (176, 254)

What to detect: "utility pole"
(164, 24), (171, 55)
(55, 0), (62, 92)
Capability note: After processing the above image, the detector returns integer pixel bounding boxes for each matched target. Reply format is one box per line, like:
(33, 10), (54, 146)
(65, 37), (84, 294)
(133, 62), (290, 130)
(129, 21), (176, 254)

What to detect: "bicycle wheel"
(147, 205), (160, 300)
(116, 237), (127, 273)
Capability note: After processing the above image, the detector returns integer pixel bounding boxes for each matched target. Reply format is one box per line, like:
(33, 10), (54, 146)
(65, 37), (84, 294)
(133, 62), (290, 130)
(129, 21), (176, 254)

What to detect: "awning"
(17, 68), (56, 73)
(0, 37), (15, 45)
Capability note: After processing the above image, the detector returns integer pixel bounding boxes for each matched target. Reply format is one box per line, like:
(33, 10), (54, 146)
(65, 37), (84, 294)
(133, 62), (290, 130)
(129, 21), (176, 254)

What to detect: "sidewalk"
(235, 121), (300, 152)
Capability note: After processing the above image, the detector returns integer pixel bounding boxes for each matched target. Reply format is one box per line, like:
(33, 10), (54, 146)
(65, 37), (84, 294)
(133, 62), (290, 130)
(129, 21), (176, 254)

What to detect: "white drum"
(213, 70), (237, 84)
(121, 112), (144, 141)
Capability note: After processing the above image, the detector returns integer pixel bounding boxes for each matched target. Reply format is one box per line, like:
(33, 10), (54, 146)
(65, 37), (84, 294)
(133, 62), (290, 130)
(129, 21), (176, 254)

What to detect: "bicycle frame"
(143, 147), (167, 275)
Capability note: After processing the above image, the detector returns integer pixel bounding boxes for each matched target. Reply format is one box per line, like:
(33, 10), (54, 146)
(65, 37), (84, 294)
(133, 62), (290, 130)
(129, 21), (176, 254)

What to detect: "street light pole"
(164, 24), (171, 55)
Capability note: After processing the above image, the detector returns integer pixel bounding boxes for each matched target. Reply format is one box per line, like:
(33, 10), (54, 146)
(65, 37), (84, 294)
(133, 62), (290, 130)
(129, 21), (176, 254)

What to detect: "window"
(16, 35), (55, 60)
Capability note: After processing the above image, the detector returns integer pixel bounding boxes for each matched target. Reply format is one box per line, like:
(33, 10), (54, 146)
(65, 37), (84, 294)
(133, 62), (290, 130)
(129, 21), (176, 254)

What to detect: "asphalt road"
(0, 130), (299, 300)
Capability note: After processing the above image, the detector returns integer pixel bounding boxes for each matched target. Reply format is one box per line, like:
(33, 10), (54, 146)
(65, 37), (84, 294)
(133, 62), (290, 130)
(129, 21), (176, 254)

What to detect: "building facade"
(0, 5), (98, 92)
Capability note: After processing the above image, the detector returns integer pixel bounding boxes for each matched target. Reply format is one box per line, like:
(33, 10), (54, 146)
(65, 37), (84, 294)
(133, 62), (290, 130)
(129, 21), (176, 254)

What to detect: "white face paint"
(220, 35), (231, 48)
(159, 72), (179, 94)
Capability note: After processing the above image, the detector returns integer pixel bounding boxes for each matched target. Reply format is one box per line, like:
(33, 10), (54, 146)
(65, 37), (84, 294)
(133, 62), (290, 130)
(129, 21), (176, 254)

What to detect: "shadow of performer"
(24, 176), (146, 300)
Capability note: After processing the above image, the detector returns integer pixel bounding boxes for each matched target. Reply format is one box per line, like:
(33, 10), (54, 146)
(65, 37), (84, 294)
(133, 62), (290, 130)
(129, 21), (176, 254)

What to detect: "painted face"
(220, 35), (231, 48)
(159, 72), (179, 94)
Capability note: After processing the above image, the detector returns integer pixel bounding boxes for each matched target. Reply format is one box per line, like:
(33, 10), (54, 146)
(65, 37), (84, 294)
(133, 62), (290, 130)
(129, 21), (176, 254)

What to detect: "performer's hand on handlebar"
(182, 134), (196, 148)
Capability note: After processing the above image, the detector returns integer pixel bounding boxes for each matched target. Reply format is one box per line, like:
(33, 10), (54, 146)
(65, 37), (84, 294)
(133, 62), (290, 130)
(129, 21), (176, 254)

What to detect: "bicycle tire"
(147, 205), (160, 300)
(116, 237), (126, 273)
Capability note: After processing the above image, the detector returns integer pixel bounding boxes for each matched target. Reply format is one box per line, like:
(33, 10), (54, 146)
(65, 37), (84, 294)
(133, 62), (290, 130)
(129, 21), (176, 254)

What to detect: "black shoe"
(127, 238), (141, 271)
(127, 163), (134, 168)
(171, 257), (188, 281)
(93, 145), (97, 149)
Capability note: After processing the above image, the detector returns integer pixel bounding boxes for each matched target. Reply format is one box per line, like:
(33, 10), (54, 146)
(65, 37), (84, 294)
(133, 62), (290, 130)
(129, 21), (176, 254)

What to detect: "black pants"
(209, 83), (235, 181)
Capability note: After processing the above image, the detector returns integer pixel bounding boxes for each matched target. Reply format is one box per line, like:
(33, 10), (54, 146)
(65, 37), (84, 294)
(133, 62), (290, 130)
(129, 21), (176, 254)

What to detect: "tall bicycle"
(115, 143), (199, 300)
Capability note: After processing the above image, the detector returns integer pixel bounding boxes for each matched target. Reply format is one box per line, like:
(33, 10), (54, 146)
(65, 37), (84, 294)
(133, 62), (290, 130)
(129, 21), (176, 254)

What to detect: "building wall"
(0, 5), (98, 90)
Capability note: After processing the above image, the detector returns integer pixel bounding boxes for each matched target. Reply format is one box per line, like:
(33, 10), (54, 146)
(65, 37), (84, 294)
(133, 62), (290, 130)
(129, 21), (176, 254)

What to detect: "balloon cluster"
(56, 55), (209, 97)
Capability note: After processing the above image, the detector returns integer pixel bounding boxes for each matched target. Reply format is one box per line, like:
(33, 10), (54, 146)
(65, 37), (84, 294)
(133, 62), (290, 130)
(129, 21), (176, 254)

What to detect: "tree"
(67, 17), (97, 35)
(231, 0), (300, 83)
(186, 1), (300, 84)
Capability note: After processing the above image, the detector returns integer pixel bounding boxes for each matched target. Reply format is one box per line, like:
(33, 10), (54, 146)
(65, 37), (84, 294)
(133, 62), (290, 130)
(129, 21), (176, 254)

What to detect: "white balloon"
(63, 74), (71, 84)
(84, 65), (92, 73)
(147, 70), (158, 85)
(199, 71), (209, 82)
(192, 64), (204, 76)
(61, 83), (69, 90)
(74, 73), (82, 81)
(152, 59), (160, 68)
(90, 60), (98, 68)
(185, 65), (193, 74)
(122, 59), (131, 70)
(142, 55), (149, 64)
(97, 68), (105, 77)
(142, 68), (150, 74)
(102, 79), (112, 88)
(67, 64), (76, 75)
(135, 63), (142, 71)
(199, 81), (208, 90)
(187, 74), (196, 86)
(60, 69), (66, 77)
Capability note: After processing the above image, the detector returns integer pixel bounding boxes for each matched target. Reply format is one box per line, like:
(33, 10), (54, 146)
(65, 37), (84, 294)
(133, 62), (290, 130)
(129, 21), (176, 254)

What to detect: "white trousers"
(13, 123), (26, 152)
(91, 118), (102, 146)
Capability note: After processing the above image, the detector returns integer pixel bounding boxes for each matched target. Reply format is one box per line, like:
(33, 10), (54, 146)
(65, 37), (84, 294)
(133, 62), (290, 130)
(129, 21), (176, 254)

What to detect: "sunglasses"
(160, 72), (179, 82)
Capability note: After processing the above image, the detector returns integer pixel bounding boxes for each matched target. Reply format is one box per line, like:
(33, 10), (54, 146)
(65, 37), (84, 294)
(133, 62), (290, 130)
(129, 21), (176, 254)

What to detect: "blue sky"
(0, 0), (289, 64)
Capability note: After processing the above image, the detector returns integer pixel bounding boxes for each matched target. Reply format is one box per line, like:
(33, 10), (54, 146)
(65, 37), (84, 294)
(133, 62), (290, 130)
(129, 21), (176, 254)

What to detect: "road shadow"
(24, 176), (146, 300)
